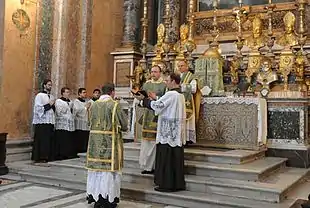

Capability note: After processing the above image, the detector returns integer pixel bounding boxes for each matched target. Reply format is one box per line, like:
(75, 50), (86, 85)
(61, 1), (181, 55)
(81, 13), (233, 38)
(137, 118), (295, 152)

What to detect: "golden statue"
(256, 57), (278, 91)
(276, 12), (298, 49)
(153, 24), (165, 61)
(244, 16), (267, 51)
(174, 24), (189, 60)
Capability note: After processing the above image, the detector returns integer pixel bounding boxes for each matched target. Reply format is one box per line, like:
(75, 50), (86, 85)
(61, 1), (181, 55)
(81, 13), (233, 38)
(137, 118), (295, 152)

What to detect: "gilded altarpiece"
(194, 1), (299, 42)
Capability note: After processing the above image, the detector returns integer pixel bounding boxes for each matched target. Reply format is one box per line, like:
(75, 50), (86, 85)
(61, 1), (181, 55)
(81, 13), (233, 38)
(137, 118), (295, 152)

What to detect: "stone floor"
(0, 179), (175, 208)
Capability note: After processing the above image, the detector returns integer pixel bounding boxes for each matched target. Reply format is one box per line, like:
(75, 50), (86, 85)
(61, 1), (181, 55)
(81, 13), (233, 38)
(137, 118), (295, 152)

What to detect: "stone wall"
(0, 0), (37, 139)
(86, 0), (124, 92)
(0, 0), (124, 140)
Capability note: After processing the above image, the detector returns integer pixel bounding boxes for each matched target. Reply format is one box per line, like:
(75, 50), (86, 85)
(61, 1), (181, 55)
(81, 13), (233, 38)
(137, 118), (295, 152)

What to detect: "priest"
(86, 83), (128, 208)
(143, 73), (186, 192)
(32, 79), (55, 163)
(137, 65), (166, 174)
(177, 60), (198, 144)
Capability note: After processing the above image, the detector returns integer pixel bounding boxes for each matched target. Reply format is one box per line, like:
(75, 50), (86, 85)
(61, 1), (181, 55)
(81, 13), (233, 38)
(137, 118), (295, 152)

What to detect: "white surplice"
(32, 92), (55, 125)
(55, 99), (74, 131)
(72, 99), (89, 131)
(150, 90), (186, 147)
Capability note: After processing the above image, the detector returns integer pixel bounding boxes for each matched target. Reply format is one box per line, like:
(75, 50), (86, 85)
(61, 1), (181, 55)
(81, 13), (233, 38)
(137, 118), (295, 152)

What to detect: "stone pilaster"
(121, 0), (141, 49)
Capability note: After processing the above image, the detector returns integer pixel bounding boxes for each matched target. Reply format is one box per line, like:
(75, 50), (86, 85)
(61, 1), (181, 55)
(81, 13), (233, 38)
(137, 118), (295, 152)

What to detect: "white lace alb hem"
(86, 171), (121, 203)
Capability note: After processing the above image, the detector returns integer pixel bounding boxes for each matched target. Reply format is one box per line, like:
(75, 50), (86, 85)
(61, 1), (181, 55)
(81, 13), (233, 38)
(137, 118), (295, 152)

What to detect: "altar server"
(32, 79), (55, 163)
(54, 87), (75, 160)
(142, 73), (186, 192)
(178, 60), (197, 144)
(73, 88), (91, 153)
(86, 83), (128, 208)
(138, 65), (166, 174)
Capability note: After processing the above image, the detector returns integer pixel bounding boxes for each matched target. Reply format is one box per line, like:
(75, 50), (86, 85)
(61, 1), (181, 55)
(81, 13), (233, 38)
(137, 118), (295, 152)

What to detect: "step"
(121, 182), (295, 208)
(6, 161), (295, 208)
(125, 143), (266, 164)
(124, 155), (287, 181)
(78, 142), (266, 164)
(46, 159), (307, 203)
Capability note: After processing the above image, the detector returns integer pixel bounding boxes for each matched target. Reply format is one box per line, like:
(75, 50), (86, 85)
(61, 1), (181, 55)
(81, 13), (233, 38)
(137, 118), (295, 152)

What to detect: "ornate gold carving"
(12, 9), (30, 32)
(294, 51), (307, 92)
(279, 51), (294, 91)
(127, 62), (145, 90)
(246, 53), (262, 82)
(194, 10), (290, 41)
(256, 57), (278, 90)
(276, 12), (298, 49)
(230, 56), (241, 84)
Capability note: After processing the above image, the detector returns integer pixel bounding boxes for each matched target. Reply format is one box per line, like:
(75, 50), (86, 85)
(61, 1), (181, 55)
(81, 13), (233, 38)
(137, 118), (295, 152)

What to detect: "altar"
(197, 97), (267, 150)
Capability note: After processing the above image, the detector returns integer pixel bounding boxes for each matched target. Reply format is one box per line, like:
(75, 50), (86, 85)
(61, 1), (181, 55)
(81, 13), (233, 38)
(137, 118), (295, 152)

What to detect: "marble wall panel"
(36, 0), (54, 91)
(65, 0), (81, 95)
(0, 0), (37, 139)
(86, 0), (124, 91)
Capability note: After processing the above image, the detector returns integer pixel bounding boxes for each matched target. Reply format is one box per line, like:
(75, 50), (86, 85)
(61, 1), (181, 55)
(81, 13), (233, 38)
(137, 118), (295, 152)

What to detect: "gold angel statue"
(244, 16), (267, 51)
(276, 12), (298, 49)
(174, 24), (189, 59)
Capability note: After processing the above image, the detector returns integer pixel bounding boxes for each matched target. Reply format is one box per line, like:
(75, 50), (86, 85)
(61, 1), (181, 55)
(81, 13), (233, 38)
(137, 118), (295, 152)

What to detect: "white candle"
(239, 0), (242, 4)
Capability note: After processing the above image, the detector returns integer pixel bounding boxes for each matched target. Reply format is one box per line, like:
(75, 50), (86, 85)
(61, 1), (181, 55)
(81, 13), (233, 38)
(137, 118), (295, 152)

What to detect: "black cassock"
(142, 88), (186, 192)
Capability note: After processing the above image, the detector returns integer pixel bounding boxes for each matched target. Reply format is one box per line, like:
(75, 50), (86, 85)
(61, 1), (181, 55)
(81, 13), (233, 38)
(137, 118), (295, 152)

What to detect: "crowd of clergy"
(31, 60), (204, 208)
(31, 82), (101, 163)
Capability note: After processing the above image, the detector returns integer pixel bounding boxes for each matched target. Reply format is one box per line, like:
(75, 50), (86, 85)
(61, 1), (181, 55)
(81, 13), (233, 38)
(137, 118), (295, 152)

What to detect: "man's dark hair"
(152, 65), (162, 72)
(61, 87), (70, 95)
(42, 79), (52, 89)
(78, 88), (86, 95)
(102, 83), (115, 95)
(93, 89), (101, 93)
(169, 73), (181, 85)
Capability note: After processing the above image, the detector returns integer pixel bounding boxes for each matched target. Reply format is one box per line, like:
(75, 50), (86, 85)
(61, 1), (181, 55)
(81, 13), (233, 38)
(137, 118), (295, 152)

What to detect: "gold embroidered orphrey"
(12, 9), (30, 32)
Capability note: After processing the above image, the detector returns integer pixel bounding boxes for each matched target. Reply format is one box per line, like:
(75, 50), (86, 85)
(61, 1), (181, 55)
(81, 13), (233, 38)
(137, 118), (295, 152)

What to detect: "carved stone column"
(121, 0), (141, 49)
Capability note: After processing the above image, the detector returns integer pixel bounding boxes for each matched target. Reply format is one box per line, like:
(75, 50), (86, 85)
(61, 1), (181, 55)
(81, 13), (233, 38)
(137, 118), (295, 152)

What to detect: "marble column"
(121, 0), (141, 49)
(35, 0), (54, 91)
(160, 0), (180, 44)
(51, 0), (68, 98)
(0, 0), (4, 96)
(168, 0), (180, 44)
(78, 0), (92, 89)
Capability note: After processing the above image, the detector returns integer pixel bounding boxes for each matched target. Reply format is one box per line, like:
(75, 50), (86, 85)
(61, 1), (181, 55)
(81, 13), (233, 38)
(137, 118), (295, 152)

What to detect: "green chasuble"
(86, 97), (128, 172)
(141, 78), (166, 141)
(181, 71), (195, 120)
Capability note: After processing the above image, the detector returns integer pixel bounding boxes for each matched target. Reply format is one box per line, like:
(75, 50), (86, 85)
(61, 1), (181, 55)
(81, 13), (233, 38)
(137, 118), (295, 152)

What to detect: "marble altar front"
(197, 97), (267, 150)
(266, 98), (310, 168)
